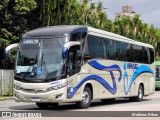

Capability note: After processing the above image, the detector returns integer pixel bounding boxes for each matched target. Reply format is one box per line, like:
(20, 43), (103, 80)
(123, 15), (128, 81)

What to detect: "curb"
(0, 96), (13, 101)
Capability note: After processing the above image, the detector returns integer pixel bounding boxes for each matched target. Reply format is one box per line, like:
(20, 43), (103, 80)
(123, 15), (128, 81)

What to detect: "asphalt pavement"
(0, 91), (160, 120)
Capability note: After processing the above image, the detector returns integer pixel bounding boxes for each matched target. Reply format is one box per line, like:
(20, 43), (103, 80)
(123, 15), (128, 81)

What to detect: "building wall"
(115, 5), (137, 20)
(122, 6), (132, 13)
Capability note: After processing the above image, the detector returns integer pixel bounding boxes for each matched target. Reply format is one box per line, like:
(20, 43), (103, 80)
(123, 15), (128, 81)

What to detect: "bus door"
(67, 47), (82, 101)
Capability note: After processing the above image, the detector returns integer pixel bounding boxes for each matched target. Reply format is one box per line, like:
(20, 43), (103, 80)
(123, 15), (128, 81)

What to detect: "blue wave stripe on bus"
(67, 60), (122, 99)
(89, 60), (122, 81)
(67, 74), (117, 99)
(124, 65), (154, 95)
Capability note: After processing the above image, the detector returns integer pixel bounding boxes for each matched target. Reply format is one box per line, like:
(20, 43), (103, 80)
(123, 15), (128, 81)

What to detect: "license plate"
(31, 98), (41, 101)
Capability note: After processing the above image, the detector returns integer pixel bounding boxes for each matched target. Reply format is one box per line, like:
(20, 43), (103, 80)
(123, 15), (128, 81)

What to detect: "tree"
(132, 15), (142, 38)
(0, 0), (37, 68)
(1, 0), (160, 69)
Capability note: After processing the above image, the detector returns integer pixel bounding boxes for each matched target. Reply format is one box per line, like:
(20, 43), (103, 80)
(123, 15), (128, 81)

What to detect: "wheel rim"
(139, 87), (143, 99)
(82, 91), (90, 104)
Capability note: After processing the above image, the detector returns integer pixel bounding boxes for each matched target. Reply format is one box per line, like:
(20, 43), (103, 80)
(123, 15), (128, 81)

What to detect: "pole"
(86, 11), (90, 26)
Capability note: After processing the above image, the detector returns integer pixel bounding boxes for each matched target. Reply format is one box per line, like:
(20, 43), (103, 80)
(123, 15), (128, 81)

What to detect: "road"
(0, 91), (160, 120)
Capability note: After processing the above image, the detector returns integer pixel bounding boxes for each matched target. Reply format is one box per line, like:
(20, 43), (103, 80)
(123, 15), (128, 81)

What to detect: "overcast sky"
(94, 0), (160, 28)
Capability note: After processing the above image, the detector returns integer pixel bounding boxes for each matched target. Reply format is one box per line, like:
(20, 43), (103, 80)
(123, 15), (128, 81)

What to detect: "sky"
(94, 0), (160, 28)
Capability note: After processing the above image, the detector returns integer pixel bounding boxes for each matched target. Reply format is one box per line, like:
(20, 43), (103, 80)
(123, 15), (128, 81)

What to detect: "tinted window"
(149, 48), (155, 64)
(123, 44), (151, 64)
(122, 42), (128, 61)
(87, 35), (154, 64)
(70, 33), (81, 41)
(142, 47), (149, 64)
(104, 39), (115, 60)
(134, 45), (142, 63)
(88, 35), (105, 58)
(115, 41), (128, 61)
(126, 44), (134, 62)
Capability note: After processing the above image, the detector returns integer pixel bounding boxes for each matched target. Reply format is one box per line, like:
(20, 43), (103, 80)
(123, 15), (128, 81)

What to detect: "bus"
(155, 61), (160, 90)
(11, 25), (155, 109)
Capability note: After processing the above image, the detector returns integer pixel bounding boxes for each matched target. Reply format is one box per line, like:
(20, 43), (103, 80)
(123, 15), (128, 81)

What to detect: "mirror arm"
(62, 41), (81, 59)
(5, 43), (19, 60)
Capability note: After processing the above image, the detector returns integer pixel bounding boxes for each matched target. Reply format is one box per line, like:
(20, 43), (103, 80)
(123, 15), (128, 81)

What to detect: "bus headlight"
(47, 81), (71, 90)
(47, 83), (66, 90)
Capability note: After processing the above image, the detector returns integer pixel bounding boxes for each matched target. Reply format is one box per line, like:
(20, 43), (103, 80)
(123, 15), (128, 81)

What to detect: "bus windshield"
(15, 37), (66, 82)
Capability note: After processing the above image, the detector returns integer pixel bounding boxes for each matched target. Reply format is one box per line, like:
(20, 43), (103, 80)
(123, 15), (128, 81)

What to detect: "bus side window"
(149, 48), (154, 64)
(104, 39), (115, 60)
(75, 53), (82, 72)
(68, 51), (74, 75)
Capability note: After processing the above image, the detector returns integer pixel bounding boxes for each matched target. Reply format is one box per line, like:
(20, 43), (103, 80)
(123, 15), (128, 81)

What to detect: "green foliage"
(14, 0), (36, 15)
(113, 15), (160, 60)
(0, 0), (37, 68)
(0, 0), (160, 69)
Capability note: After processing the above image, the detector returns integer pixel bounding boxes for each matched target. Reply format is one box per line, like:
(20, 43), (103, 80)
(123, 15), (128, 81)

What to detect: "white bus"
(12, 25), (155, 108)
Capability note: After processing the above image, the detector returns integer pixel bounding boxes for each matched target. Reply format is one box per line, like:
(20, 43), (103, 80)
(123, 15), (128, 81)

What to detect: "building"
(78, 0), (93, 4)
(115, 6), (137, 19)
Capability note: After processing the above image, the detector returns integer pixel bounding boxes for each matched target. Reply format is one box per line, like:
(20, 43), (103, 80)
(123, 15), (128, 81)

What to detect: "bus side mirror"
(62, 47), (68, 59)
(5, 43), (19, 60)
(62, 41), (81, 59)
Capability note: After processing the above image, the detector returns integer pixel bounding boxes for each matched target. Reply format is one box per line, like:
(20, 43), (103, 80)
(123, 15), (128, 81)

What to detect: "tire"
(129, 85), (144, 102)
(135, 85), (144, 102)
(76, 86), (92, 109)
(101, 98), (115, 103)
(36, 103), (58, 108)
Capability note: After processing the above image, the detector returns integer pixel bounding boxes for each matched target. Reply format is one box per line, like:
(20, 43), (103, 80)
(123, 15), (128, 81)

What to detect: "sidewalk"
(0, 96), (13, 101)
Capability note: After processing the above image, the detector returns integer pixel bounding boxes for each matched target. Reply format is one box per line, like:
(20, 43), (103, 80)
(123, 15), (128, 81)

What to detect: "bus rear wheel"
(76, 86), (91, 109)
(136, 85), (144, 102)
(129, 85), (144, 102)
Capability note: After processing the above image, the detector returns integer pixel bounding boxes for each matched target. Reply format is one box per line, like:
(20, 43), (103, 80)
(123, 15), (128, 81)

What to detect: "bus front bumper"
(13, 87), (67, 103)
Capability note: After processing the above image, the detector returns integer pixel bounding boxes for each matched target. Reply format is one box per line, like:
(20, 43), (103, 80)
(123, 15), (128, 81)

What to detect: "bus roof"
(87, 27), (154, 49)
(23, 25), (87, 38)
(155, 61), (160, 66)
(23, 25), (154, 49)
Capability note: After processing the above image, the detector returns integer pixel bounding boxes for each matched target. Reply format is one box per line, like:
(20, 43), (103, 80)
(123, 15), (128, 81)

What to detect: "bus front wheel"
(76, 86), (91, 109)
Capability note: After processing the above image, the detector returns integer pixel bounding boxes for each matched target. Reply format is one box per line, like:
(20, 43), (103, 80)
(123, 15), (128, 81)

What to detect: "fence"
(0, 70), (14, 96)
